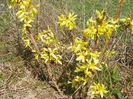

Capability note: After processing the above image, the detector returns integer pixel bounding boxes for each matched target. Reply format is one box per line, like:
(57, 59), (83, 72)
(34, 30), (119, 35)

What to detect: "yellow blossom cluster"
(83, 10), (119, 40)
(36, 27), (62, 64)
(71, 37), (102, 87)
(10, 0), (38, 47)
(58, 13), (77, 30)
(88, 83), (108, 98)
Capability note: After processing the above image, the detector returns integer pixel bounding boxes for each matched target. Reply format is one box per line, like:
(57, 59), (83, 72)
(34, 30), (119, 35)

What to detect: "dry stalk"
(115, 0), (125, 18)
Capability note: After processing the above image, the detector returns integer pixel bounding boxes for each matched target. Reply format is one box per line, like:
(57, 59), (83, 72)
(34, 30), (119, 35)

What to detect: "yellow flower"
(89, 83), (108, 98)
(98, 21), (108, 35)
(83, 25), (97, 40)
(87, 62), (101, 71)
(37, 27), (55, 45)
(71, 37), (88, 53)
(120, 17), (133, 34)
(58, 13), (77, 30)
(40, 48), (62, 64)
(83, 17), (97, 40)
(96, 10), (106, 23)
(23, 39), (30, 47)
(120, 17), (131, 26)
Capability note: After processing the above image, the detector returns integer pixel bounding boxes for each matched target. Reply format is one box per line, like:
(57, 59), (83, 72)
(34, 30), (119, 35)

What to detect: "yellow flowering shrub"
(8, 1), (133, 98)
(69, 10), (133, 98)
(9, 0), (62, 65)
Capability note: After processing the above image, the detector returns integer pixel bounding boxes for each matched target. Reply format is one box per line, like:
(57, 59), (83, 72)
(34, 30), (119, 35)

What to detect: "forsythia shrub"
(9, 0), (62, 65)
(8, 0), (133, 98)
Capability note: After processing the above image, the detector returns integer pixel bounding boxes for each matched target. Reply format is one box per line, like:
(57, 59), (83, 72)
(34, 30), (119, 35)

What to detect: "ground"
(0, 32), (61, 99)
